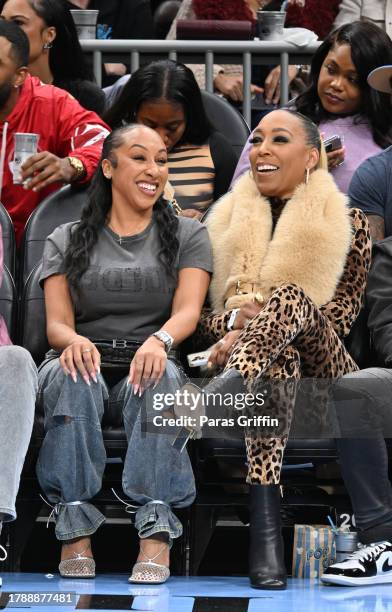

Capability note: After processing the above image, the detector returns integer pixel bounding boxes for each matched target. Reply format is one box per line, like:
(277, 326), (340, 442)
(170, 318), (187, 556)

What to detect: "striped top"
(168, 143), (215, 212)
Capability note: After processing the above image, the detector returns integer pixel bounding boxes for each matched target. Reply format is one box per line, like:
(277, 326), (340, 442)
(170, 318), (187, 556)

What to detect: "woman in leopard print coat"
(195, 108), (371, 590)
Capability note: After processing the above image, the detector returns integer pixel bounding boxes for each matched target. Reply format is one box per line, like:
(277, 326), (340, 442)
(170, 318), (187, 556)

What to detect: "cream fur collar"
(207, 169), (352, 313)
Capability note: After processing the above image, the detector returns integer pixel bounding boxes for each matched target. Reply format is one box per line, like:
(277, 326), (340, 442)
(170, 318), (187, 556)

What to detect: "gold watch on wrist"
(67, 156), (86, 182)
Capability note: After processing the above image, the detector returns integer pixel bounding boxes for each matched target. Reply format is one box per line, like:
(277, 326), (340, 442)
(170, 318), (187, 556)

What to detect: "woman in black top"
(105, 60), (238, 219)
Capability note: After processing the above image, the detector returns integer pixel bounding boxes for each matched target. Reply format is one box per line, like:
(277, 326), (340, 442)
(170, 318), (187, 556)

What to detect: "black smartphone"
(251, 92), (277, 111)
(324, 135), (343, 153)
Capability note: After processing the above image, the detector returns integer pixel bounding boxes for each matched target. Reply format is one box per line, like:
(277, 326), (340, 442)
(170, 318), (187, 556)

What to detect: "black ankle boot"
(249, 484), (287, 590)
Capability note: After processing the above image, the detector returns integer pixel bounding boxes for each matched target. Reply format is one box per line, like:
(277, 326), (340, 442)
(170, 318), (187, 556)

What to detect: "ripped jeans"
(36, 357), (195, 544)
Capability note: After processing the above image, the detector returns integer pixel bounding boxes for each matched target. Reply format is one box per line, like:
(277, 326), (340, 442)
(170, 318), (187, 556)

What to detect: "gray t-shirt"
(40, 216), (213, 342)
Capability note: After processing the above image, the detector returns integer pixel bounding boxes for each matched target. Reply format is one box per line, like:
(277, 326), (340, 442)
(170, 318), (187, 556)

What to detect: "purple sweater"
(231, 115), (382, 194)
(0, 225), (12, 347)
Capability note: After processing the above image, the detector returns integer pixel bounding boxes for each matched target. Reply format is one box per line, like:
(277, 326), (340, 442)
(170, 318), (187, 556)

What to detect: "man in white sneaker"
(321, 236), (392, 586)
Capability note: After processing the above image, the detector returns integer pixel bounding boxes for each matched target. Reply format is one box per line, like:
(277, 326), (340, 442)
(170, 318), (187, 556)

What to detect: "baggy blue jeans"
(36, 357), (195, 543)
(0, 346), (37, 522)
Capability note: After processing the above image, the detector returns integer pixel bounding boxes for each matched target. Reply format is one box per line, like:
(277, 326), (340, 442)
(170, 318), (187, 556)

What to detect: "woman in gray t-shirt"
(36, 125), (212, 584)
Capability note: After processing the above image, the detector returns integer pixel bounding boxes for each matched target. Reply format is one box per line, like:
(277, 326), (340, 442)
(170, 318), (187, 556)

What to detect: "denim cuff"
(0, 506), (16, 523)
(134, 501), (182, 544)
(54, 502), (105, 541)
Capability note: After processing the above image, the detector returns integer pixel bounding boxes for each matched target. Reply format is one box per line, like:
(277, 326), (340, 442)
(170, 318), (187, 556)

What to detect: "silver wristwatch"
(152, 330), (174, 352)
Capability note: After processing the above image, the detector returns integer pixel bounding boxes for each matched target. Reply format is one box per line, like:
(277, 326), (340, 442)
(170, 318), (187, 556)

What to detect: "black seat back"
(344, 307), (372, 369)
(20, 185), (88, 287)
(0, 264), (16, 341)
(0, 204), (15, 278)
(20, 262), (48, 364)
(201, 90), (250, 160)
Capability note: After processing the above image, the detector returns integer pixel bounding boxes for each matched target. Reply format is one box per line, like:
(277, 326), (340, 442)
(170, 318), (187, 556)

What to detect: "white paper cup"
(257, 11), (286, 40)
(70, 10), (99, 40)
(12, 133), (39, 185)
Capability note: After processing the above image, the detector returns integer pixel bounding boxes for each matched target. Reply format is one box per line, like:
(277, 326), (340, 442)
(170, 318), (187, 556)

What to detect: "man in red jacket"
(0, 20), (110, 244)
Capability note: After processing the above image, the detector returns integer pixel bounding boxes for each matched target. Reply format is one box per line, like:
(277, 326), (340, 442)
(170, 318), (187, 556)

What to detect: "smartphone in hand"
(323, 135), (343, 153)
(187, 350), (211, 368)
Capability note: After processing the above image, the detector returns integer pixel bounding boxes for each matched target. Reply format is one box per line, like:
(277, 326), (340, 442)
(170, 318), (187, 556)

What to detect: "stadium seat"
(20, 185), (88, 287)
(201, 90), (250, 160)
(0, 264), (16, 340)
(0, 203), (15, 279)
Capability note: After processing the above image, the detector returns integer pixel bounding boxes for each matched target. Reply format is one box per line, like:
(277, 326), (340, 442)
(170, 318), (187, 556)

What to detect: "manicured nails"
(71, 372), (77, 383)
(133, 384), (139, 395)
(90, 372), (98, 383)
(83, 375), (91, 387)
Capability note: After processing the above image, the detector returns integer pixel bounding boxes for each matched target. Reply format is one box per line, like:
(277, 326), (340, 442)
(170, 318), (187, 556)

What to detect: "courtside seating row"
(0, 93), (370, 573)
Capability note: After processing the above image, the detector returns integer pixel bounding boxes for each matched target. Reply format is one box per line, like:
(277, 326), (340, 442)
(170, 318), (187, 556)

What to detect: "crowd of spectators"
(2, 0), (392, 593)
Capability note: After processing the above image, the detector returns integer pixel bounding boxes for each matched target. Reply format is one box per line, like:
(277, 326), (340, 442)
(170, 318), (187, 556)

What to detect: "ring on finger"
(218, 339), (226, 346)
(82, 348), (92, 354)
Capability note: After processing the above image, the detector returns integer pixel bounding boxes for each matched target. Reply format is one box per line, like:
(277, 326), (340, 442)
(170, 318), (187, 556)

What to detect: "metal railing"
(80, 39), (321, 126)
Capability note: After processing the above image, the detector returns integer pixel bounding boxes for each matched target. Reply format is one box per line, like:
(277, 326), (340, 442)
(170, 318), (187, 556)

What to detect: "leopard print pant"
(225, 282), (358, 484)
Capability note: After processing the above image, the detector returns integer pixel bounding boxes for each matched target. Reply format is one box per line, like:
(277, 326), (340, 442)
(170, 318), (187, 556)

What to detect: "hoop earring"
(305, 168), (310, 185)
(43, 42), (53, 50)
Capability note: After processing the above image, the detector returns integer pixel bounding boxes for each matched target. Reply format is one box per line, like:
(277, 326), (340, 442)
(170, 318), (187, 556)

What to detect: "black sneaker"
(321, 541), (392, 586)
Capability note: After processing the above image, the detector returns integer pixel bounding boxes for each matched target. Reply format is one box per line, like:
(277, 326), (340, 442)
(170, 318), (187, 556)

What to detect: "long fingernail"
(91, 372), (97, 383)
(72, 372), (77, 383)
(96, 366), (100, 374)
(84, 376), (91, 386)
(133, 384), (139, 395)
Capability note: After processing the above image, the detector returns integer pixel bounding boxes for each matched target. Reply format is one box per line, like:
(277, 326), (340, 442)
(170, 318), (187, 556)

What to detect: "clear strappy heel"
(128, 544), (170, 584)
(59, 545), (95, 578)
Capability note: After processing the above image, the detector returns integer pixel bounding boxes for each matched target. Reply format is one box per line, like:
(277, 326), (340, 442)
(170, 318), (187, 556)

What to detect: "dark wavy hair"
(64, 125), (180, 291)
(104, 59), (212, 146)
(0, 18), (29, 66)
(0, 0), (93, 82)
(295, 21), (392, 149)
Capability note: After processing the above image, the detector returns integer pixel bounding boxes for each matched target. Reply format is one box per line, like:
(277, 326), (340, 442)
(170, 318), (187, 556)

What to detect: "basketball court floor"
(0, 573), (390, 611)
